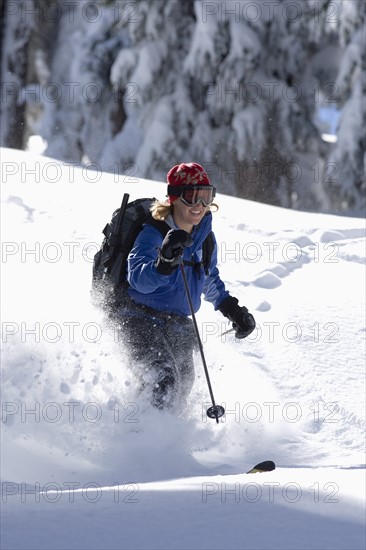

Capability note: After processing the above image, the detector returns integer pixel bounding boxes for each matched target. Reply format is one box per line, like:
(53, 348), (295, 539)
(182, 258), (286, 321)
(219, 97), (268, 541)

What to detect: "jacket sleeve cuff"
(217, 295), (239, 318)
(155, 256), (178, 276)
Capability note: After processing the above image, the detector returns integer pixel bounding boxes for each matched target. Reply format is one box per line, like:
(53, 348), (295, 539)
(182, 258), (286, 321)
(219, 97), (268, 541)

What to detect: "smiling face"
(172, 198), (208, 232)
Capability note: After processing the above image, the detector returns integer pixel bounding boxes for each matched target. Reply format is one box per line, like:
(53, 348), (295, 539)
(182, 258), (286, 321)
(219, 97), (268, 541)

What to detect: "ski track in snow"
(249, 229), (365, 467)
(1, 149), (365, 489)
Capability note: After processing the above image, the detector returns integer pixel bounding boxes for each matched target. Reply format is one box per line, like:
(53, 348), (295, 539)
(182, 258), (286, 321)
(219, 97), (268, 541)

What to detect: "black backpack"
(91, 194), (215, 310)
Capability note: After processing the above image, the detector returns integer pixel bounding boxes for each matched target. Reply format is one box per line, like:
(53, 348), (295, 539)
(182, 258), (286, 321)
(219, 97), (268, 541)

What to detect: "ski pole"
(220, 327), (235, 337)
(179, 261), (225, 424)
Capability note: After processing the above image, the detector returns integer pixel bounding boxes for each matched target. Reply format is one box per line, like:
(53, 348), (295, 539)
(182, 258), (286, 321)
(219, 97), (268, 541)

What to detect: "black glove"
(155, 229), (193, 275)
(218, 296), (256, 339)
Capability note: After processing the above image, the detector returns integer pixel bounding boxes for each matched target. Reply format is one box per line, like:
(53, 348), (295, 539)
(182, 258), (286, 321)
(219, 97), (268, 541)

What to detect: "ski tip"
(246, 460), (276, 474)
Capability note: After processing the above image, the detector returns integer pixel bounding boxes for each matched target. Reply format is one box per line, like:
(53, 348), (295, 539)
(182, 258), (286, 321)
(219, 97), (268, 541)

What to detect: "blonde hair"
(150, 199), (219, 221)
(150, 200), (172, 221)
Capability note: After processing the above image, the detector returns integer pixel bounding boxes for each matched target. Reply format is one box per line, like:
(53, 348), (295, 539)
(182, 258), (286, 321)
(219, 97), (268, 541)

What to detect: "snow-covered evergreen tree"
(326, 0), (365, 214)
(38, 0), (127, 164)
(105, 0), (197, 178)
(0, 0), (34, 148)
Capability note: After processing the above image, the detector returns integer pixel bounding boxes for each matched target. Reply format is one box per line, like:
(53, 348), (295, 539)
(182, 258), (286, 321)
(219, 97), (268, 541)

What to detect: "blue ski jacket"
(126, 212), (229, 316)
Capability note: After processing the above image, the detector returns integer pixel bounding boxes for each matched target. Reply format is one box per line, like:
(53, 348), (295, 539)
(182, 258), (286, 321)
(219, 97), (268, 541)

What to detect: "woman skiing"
(118, 162), (255, 412)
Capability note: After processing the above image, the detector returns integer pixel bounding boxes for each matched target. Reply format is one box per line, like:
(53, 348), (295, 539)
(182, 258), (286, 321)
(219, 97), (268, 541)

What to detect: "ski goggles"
(167, 185), (216, 207)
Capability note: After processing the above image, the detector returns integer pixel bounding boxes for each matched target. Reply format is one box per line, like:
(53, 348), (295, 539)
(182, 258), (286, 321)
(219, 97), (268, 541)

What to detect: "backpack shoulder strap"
(145, 217), (170, 238)
(202, 231), (215, 275)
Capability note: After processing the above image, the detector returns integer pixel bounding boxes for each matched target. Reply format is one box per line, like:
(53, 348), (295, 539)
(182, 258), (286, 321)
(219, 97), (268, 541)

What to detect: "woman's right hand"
(156, 229), (193, 274)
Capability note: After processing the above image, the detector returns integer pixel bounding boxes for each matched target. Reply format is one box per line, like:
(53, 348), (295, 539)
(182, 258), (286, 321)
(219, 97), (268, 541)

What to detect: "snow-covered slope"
(1, 148), (365, 549)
